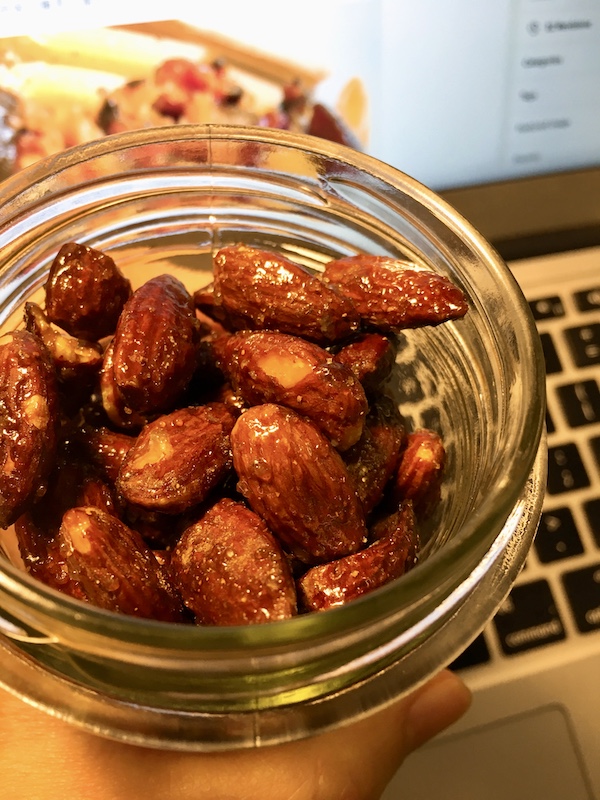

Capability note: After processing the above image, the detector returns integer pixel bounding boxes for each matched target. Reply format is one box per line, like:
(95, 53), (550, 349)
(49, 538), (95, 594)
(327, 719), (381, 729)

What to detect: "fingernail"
(403, 669), (472, 752)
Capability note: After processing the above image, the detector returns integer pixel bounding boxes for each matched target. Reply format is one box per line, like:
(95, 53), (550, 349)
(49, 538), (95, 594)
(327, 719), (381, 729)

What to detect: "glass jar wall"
(0, 125), (546, 750)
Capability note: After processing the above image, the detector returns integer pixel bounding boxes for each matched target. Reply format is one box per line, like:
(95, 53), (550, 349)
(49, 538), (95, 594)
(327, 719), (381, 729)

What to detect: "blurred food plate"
(0, 19), (368, 179)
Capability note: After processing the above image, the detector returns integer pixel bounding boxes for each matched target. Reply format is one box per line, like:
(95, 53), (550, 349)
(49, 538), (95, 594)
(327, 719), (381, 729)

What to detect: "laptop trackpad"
(382, 704), (593, 799)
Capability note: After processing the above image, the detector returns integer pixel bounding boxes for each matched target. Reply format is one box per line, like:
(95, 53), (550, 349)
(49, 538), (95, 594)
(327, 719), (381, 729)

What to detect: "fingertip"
(402, 669), (472, 752)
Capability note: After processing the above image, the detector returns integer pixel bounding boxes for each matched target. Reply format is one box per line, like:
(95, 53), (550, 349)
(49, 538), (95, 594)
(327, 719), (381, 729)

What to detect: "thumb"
(293, 668), (472, 800)
(401, 668), (472, 753)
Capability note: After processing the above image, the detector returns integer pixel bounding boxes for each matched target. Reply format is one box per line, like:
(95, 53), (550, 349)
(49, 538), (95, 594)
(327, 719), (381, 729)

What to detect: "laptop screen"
(372, 0), (600, 259)
(376, 0), (600, 190)
(180, 0), (600, 258)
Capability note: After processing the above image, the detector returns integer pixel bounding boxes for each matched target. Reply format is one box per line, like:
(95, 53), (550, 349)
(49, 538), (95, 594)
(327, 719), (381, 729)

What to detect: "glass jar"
(0, 125), (546, 751)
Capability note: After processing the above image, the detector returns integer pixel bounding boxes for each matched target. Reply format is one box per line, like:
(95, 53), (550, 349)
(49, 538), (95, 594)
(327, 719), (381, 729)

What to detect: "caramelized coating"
(298, 501), (418, 611)
(99, 339), (150, 431)
(344, 395), (407, 514)
(76, 425), (136, 486)
(0, 331), (60, 528)
(231, 403), (367, 564)
(112, 274), (201, 414)
(172, 498), (297, 625)
(24, 301), (103, 387)
(15, 513), (86, 601)
(323, 254), (468, 331)
(215, 330), (368, 450)
(44, 242), (132, 341)
(117, 403), (236, 515)
(18, 443), (117, 537)
(332, 332), (397, 394)
(57, 506), (186, 622)
(210, 244), (360, 344)
(393, 429), (446, 517)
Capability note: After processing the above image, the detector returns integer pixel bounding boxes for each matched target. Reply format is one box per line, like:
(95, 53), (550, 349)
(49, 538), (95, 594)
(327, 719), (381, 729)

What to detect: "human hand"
(1, 668), (470, 800)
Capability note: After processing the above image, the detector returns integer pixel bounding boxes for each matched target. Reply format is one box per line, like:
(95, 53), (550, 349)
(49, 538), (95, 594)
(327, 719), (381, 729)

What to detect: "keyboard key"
(584, 498), (600, 546)
(591, 436), (600, 470)
(529, 295), (565, 320)
(547, 443), (590, 494)
(556, 380), (600, 427)
(562, 563), (600, 633)
(539, 331), (562, 374)
(493, 579), (565, 655)
(564, 323), (600, 367)
(450, 633), (490, 671)
(421, 406), (442, 432)
(534, 507), (584, 563)
(398, 373), (425, 402)
(573, 286), (600, 313)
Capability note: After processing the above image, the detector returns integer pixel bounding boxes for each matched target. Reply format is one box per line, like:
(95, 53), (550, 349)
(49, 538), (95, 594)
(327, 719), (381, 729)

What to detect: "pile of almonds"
(0, 241), (468, 625)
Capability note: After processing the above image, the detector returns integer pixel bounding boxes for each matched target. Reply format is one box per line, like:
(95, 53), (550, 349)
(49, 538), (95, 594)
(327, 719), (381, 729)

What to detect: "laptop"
(1, 2), (598, 796)
(371, 3), (600, 799)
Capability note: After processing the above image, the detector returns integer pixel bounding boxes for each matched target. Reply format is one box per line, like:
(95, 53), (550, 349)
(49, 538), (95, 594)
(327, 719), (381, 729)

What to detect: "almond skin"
(172, 497), (297, 625)
(231, 403), (367, 564)
(76, 425), (136, 486)
(216, 330), (368, 450)
(99, 339), (149, 431)
(211, 243), (360, 344)
(117, 402), (236, 515)
(58, 505), (186, 622)
(15, 442), (117, 537)
(44, 242), (132, 341)
(0, 330), (60, 528)
(15, 512), (86, 601)
(298, 500), (418, 612)
(24, 301), (103, 388)
(393, 429), (446, 517)
(323, 254), (468, 331)
(332, 332), (398, 394)
(344, 394), (407, 514)
(112, 274), (201, 414)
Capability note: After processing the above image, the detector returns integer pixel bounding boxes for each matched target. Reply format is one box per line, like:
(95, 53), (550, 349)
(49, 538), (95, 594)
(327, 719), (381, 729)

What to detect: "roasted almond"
(231, 403), (367, 564)
(24, 301), (103, 388)
(172, 497), (297, 625)
(298, 500), (418, 611)
(0, 330), (60, 528)
(393, 428), (446, 517)
(112, 274), (201, 414)
(58, 505), (186, 622)
(344, 394), (406, 513)
(117, 402), (236, 515)
(19, 442), (113, 536)
(44, 242), (132, 341)
(15, 512), (86, 601)
(211, 243), (360, 344)
(99, 339), (149, 431)
(323, 254), (468, 331)
(75, 424), (136, 486)
(332, 332), (397, 393)
(216, 330), (367, 450)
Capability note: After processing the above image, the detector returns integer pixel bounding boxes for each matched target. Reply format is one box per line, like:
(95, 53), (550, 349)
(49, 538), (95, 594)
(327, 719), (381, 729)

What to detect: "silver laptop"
(383, 245), (600, 800)
(374, 2), (600, 798)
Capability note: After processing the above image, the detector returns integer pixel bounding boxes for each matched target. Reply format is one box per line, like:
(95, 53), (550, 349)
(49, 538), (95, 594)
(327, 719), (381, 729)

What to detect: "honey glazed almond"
(0, 241), (468, 625)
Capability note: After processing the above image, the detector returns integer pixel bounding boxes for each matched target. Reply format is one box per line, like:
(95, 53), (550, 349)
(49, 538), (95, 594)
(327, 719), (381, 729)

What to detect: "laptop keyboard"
(452, 272), (600, 672)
